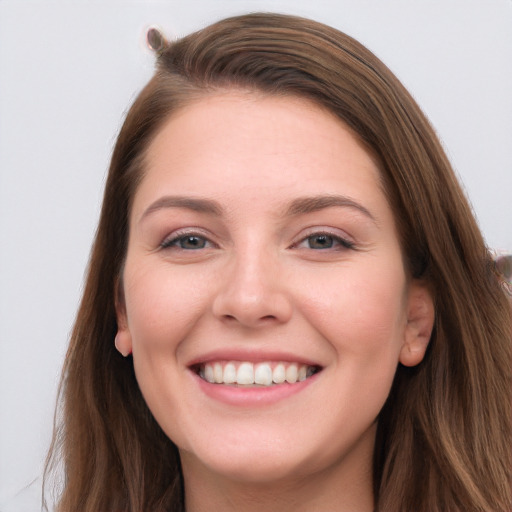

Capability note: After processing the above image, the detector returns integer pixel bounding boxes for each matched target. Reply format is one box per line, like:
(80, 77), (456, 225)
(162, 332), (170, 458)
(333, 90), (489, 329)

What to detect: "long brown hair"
(45, 13), (511, 512)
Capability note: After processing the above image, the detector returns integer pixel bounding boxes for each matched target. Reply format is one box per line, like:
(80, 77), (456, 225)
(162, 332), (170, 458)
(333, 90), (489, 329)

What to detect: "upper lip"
(186, 349), (323, 368)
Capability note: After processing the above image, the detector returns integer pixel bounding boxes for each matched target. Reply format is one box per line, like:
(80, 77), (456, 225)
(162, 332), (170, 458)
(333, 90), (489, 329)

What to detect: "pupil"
(310, 235), (333, 249)
(181, 236), (204, 249)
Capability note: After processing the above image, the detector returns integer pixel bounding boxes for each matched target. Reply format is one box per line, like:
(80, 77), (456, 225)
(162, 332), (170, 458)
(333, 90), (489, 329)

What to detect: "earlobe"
(115, 278), (133, 357)
(115, 332), (132, 357)
(399, 281), (435, 367)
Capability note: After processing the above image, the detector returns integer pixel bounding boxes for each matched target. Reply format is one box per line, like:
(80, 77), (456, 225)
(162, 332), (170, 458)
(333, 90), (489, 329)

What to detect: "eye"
(161, 233), (212, 250)
(308, 234), (335, 249)
(296, 232), (354, 250)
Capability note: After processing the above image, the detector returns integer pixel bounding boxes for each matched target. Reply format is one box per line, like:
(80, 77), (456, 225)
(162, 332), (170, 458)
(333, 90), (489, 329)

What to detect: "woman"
(45, 13), (511, 512)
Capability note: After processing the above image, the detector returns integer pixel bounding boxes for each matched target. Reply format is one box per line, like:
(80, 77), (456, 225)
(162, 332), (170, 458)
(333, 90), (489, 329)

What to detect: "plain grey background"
(1, 1), (511, 510)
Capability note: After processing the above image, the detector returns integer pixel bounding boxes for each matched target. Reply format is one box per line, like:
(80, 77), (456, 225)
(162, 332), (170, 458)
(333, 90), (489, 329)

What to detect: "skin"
(116, 91), (434, 512)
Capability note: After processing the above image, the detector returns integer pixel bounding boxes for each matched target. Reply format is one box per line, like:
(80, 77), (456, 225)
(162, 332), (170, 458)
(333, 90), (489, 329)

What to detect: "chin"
(177, 428), (314, 483)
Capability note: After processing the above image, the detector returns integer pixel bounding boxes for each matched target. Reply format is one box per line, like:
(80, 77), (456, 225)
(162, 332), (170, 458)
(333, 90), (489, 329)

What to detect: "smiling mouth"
(194, 361), (322, 387)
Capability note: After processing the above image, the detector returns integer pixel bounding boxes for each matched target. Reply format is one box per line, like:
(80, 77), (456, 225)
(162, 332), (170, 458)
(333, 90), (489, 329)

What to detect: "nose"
(212, 247), (293, 328)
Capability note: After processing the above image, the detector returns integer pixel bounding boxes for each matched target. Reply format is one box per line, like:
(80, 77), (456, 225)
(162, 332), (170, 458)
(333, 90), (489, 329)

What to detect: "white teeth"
(254, 363), (273, 386)
(223, 362), (236, 384)
(213, 362), (223, 383)
(237, 362), (254, 385)
(204, 364), (215, 383)
(272, 363), (286, 384)
(285, 364), (298, 383)
(200, 361), (317, 386)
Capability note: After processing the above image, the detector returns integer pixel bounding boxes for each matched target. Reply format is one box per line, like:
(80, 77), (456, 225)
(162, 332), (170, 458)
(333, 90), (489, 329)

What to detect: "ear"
(399, 280), (435, 367)
(114, 278), (133, 357)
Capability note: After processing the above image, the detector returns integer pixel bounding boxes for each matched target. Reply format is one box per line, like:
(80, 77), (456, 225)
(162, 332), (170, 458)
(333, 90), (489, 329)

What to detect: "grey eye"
(177, 236), (207, 250)
(307, 234), (334, 249)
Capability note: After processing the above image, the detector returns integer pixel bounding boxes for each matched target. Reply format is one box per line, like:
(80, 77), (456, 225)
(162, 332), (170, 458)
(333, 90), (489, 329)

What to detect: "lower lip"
(192, 371), (319, 407)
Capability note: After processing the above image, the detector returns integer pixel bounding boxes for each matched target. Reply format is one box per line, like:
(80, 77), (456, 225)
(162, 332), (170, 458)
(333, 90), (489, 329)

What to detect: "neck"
(185, 474), (373, 512)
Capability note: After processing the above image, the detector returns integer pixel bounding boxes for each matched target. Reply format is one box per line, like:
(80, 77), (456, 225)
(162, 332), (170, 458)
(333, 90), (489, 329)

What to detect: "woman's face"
(117, 92), (432, 486)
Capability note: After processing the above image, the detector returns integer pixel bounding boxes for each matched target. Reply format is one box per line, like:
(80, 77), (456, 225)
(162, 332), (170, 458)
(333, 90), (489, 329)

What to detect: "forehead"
(133, 91), (389, 222)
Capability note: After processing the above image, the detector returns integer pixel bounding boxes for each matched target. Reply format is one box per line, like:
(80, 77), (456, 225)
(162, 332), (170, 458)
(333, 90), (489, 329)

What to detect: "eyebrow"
(285, 195), (376, 222)
(140, 196), (223, 222)
(139, 194), (376, 223)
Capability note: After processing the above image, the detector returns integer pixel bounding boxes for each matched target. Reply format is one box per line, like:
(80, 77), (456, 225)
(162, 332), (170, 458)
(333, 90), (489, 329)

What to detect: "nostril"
(222, 314), (276, 323)
(212, 287), (293, 327)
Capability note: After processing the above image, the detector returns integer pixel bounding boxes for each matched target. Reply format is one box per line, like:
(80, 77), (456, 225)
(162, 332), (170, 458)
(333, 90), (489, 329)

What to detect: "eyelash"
(160, 230), (355, 252)
(294, 231), (355, 251)
(160, 230), (215, 250)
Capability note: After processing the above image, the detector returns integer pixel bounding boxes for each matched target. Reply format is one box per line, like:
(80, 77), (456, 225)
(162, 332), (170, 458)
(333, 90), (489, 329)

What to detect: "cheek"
(122, 262), (214, 442)
(297, 263), (407, 358)
(123, 261), (213, 351)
